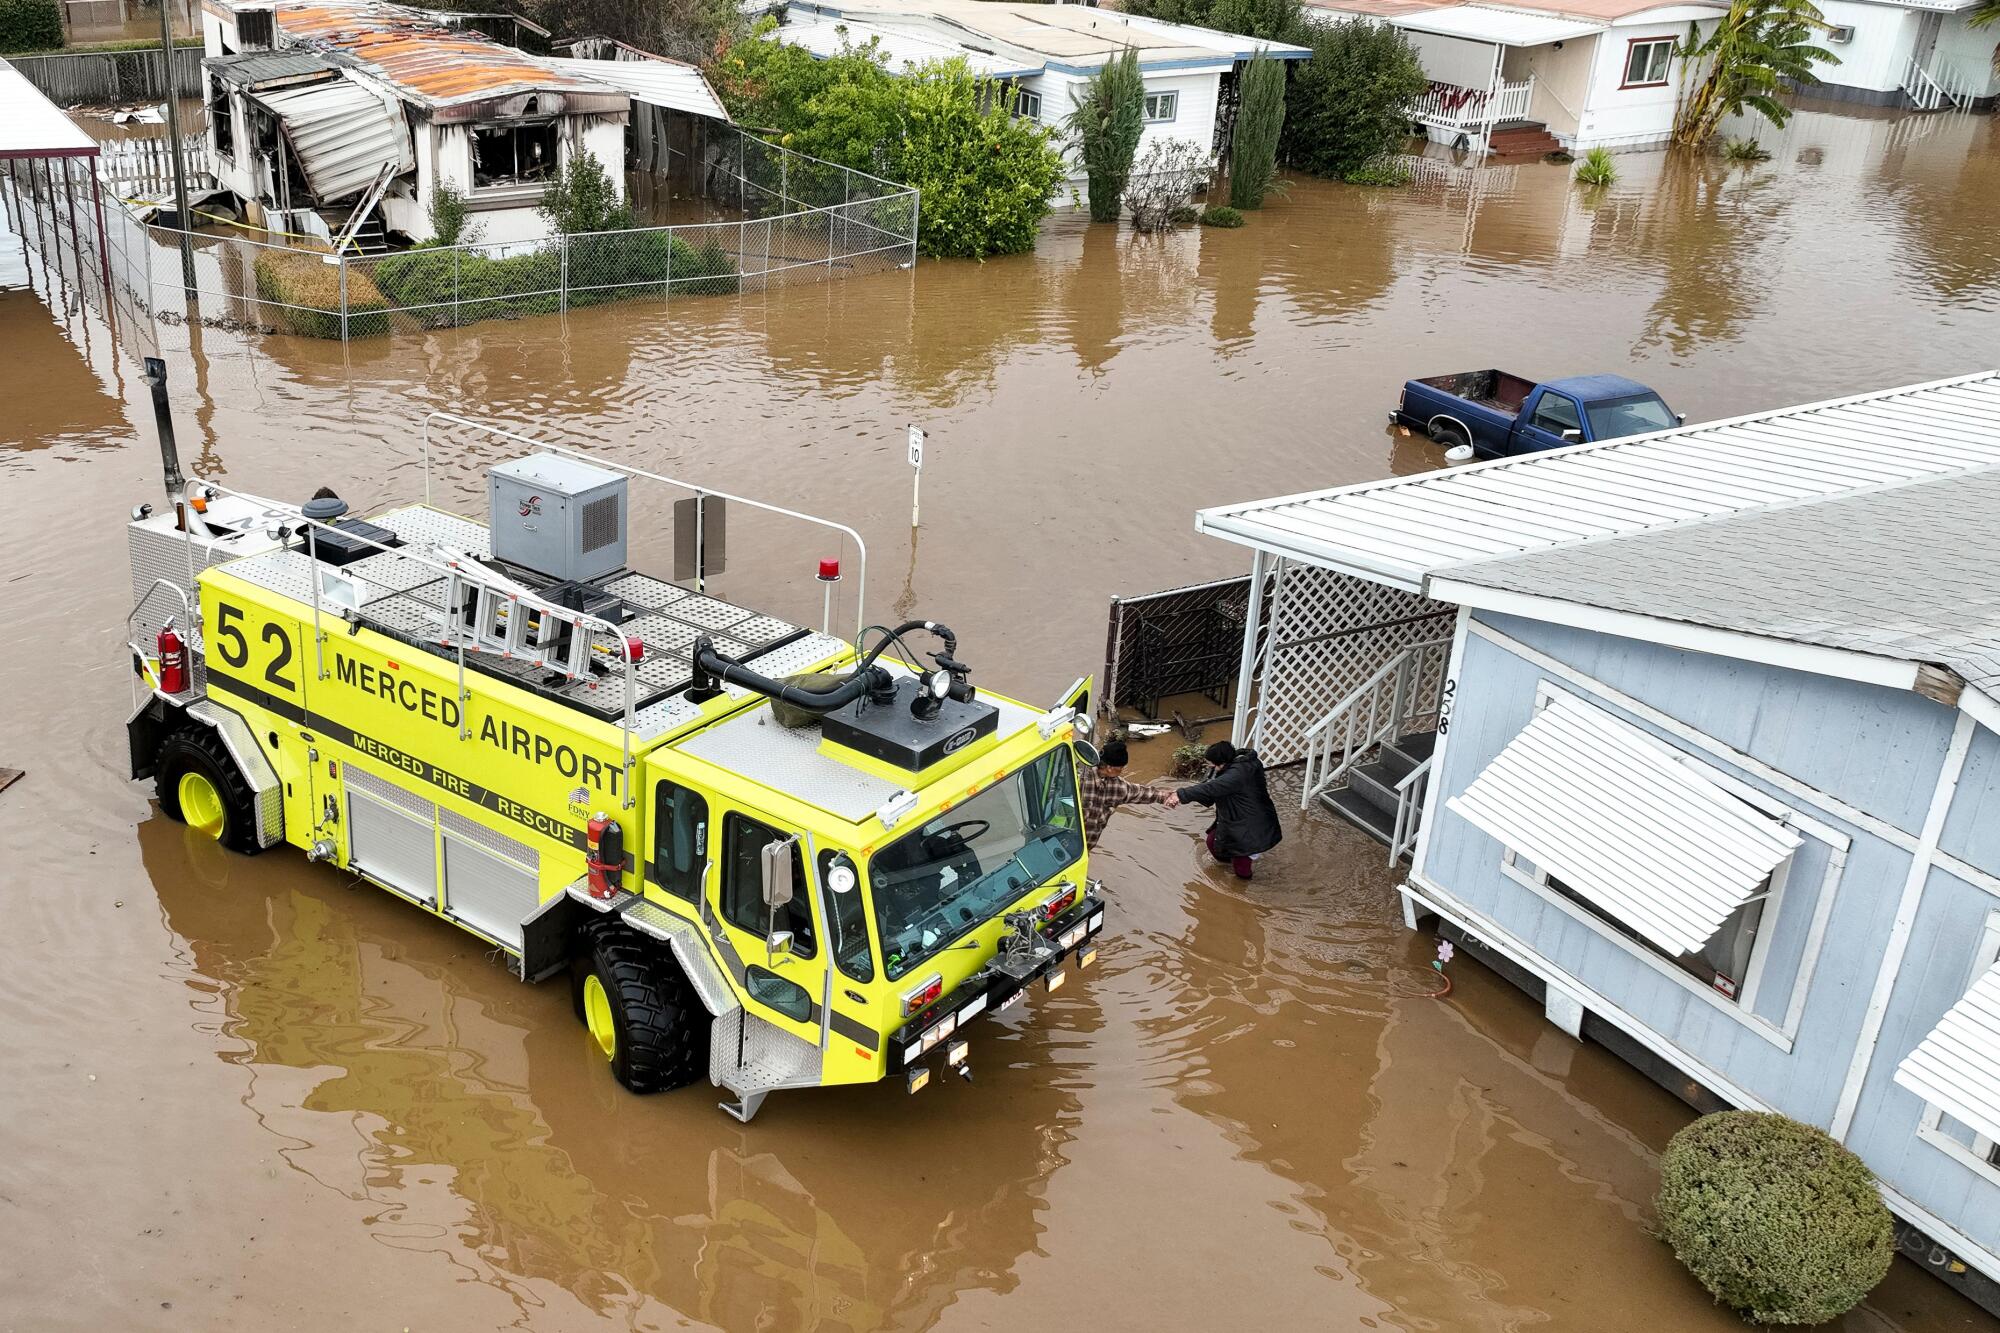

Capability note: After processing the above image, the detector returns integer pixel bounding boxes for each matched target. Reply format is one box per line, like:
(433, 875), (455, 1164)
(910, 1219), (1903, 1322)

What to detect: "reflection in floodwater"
(5, 100), (2000, 1330)
(140, 810), (1078, 1329)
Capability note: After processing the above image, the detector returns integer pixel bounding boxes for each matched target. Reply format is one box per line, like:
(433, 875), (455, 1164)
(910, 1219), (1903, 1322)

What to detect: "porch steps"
(1487, 120), (1563, 158)
(1317, 731), (1436, 850)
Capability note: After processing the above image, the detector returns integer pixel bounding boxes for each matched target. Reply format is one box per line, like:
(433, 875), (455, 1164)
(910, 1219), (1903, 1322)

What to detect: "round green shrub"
(1200, 205), (1245, 228)
(1656, 1111), (1893, 1325)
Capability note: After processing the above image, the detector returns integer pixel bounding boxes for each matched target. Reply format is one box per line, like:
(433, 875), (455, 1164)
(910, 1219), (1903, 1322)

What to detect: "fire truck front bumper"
(885, 891), (1108, 1090)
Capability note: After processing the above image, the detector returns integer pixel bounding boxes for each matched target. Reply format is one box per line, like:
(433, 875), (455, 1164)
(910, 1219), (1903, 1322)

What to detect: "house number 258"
(1437, 678), (1457, 735)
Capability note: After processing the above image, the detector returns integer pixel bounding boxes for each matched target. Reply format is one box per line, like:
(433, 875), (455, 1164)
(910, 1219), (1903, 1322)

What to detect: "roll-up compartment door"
(345, 764), (438, 906)
(440, 808), (541, 949)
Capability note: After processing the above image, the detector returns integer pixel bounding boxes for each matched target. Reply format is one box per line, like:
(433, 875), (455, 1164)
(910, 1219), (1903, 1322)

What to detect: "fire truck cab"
(124, 404), (1104, 1122)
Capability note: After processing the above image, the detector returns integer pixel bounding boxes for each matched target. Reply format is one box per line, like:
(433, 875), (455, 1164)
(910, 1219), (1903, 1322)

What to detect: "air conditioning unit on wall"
(1826, 24), (1855, 43)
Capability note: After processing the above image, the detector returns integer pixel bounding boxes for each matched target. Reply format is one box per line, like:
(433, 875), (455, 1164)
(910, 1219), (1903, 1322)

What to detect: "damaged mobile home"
(200, 0), (726, 248)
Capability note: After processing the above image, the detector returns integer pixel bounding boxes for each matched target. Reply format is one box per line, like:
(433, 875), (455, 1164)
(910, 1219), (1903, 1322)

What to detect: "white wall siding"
(1811, 0), (1917, 95)
(1940, 723), (2000, 876)
(1042, 67), (1224, 183)
(1571, 20), (1703, 150)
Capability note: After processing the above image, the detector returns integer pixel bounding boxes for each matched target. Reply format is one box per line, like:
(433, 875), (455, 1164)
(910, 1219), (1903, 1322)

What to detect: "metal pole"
(558, 232), (568, 314)
(158, 0), (196, 289)
(90, 168), (114, 298)
(1230, 549), (1269, 745)
(60, 157), (82, 283)
(336, 254), (348, 341)
(693, 488), (705, 593)
(141, 356), (186, 496)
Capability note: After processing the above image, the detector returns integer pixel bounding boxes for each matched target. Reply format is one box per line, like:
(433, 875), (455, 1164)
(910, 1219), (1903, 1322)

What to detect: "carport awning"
(252, 76), (413, 202)
(1896, 964), (2000, 1147)
(1446, 691), (1801, 957)
(1393, 5), (1604, 44)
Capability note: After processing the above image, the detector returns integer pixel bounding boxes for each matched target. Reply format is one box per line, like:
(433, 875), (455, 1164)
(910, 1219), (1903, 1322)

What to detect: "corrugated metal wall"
(8, 46), (203, 107)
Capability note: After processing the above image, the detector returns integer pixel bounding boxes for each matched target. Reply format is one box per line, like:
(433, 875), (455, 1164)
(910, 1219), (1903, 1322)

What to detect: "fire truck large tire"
(573, 924), (711, 1093)
(156, 727), (264, 855)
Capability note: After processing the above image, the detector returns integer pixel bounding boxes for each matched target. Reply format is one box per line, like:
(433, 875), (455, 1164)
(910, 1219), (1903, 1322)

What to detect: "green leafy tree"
(0, 0), (61, 53)
(1671, 0), (1837, 147)
(1067, 48), (1146, 223)
(1281, 18), (1427, 181)
(1124, 0), (1306, 43)
(1229, 50), (1286, 209)
(531, 0), (742, 65)
(712, 34), (1066, 258)
(897, 61), (1069, 257)
(426, 182), (484, 246)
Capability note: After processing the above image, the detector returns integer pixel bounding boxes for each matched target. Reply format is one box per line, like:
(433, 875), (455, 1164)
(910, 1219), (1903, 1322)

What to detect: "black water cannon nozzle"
(141, 355), (185, 498)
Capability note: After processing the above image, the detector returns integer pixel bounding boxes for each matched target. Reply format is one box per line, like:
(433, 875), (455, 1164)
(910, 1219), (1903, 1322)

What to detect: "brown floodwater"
(5, 101), (2000, 1331)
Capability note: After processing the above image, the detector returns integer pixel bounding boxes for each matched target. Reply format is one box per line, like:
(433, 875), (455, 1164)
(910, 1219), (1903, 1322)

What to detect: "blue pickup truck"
(1393, 370), (1682, 458)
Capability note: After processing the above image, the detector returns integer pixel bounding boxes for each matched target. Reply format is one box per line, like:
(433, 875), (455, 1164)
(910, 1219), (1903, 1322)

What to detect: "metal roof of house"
(1447, 689), (1801, 956)
(266, 0), (627, 110)
(1392, 5), (1605, 44)
(775, 11), (1044, 79)
(1895, 962), (2000, 1148)
(788, 0), (1309, 73)
(542, 56), (729, 121)
(1196, 372), (2000, 594)
(207, 49), (340, 89)
(1438, 464), (2000, 701)
(252, 76), (414, 200)
(0, 58), (99, 160)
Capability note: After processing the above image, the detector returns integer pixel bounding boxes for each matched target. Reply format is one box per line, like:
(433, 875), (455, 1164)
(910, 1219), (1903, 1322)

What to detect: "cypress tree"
(1068, 47), (1146, 223)
(1229, 50), (1286, 209)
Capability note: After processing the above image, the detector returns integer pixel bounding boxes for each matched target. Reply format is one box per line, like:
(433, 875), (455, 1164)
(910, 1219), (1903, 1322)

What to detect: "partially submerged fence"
(8, 45), (203, 105)
(6, 123), (918, 341)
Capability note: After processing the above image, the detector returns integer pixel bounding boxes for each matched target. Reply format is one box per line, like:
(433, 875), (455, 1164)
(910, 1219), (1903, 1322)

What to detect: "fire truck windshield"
(870, 748), (1083, 980)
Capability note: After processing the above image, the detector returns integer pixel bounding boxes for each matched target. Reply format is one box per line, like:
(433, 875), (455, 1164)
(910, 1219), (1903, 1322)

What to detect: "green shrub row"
(368, 232), (739, 328)
(0, 0), (61, 54)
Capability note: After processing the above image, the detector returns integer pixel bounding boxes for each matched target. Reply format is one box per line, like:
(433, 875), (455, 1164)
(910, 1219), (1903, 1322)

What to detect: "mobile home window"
(210, 89), (235, 160)
(1622, 38), (1674, 88)
(1013, 88), (1042, 121)
(472, 120), (559, 188)
(1515, 854), (1774, 1004)
(1143, 91), (1179, 123)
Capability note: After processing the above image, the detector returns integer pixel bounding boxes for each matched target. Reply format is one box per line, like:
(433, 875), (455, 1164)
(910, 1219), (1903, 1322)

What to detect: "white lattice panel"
(1252, 567), (1452, 765)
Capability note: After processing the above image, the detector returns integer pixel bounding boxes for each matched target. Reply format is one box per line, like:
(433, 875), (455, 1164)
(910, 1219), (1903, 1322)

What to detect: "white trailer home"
(1307, 0), (1724, 155)
(761, 0), (1309, 180)
(201, 0), (632, 247)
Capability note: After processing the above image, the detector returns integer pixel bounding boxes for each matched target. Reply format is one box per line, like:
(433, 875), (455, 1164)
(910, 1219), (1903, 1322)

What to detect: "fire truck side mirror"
(760, 838), (795, 910)
(765, 929), (795, 961)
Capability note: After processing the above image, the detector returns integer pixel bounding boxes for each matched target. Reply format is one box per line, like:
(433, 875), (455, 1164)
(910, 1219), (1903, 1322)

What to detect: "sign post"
(908, 425), (926, 529)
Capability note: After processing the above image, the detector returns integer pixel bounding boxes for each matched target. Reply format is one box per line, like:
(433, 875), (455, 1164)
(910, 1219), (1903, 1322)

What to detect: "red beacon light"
(817, 558), (841, 582)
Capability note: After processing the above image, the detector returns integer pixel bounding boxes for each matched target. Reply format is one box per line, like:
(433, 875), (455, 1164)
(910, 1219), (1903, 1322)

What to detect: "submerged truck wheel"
(572, 922), (712, 1094)
(156, 728), (264, 855)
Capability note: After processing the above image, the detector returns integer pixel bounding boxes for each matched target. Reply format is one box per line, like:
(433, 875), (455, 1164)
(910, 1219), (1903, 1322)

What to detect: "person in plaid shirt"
(1080, 740), (1172, 848)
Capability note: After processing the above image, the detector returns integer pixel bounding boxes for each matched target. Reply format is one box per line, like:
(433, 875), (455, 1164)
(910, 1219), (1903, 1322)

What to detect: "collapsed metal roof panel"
(253, 75), (414, 201)
(542, 56), (730, 122)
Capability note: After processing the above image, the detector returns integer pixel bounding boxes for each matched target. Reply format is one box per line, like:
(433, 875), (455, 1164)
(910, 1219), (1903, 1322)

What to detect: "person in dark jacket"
(1167, 740), (1281, 880)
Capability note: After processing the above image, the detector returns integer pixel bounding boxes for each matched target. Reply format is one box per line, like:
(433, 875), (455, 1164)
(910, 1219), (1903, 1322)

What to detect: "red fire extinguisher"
(586, 812), (624, 899)
(157, 619), (186, 695)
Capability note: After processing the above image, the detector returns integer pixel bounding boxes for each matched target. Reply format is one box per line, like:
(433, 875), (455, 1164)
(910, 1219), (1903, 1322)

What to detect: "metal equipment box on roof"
(488, 452), (627, 583)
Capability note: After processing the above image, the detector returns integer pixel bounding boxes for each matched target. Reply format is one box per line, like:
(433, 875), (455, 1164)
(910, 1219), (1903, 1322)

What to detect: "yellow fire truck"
(124, 376), (1104, 1121)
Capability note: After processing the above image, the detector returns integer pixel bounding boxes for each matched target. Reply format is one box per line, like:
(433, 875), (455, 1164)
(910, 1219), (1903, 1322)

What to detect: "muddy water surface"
(4, 102), (2000, 1331)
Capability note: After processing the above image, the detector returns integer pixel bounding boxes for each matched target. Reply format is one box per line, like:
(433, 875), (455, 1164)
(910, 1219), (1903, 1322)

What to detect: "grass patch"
(1199, 205), (1246, 228)
(1721, 137), (1772, 162)
(252, 250), (388, 339)
(1573, 147), (1617, 188)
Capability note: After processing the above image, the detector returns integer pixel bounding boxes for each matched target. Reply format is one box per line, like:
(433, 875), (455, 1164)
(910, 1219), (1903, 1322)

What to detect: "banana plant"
(1670, 0), (1839, 149)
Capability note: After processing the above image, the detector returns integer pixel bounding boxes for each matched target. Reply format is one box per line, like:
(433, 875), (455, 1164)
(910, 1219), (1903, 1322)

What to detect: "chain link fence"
(6, 123), (917, 342)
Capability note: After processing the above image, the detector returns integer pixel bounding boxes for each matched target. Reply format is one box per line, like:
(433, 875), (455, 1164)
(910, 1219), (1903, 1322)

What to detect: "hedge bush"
(370, 232), (738, 328)
(0, 0), (62, 54)
(1656, 1111), (1894, 1324)
(252, 251), (389, 339)
(1200, 205), (1245, 228)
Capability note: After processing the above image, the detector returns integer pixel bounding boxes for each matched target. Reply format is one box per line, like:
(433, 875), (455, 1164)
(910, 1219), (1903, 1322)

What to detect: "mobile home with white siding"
(1191, 372), (2000, 1314)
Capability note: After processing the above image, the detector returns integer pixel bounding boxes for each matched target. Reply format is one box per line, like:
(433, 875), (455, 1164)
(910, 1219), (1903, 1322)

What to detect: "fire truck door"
(710, 808), (827, 1043)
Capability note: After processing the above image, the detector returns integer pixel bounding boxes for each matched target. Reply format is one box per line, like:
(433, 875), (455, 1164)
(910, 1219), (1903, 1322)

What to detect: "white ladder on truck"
(435, 548), (606, 680)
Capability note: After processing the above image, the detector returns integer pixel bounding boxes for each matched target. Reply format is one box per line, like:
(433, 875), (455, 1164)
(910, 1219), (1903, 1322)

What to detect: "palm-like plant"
(1971, 0), (2000, 69)
(1671, 0), (1838, 149)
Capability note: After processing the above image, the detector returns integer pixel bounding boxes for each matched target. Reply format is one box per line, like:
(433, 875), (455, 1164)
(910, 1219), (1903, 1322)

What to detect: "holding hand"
(1163, 791), (1180, 809)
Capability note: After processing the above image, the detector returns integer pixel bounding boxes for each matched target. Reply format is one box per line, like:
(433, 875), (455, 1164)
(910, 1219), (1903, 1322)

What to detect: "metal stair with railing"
(1902, 55), (1972, 112)
(1299, 637), (1450, 864)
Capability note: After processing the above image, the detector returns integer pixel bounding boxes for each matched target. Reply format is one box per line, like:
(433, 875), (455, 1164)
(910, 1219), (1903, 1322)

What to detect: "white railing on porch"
(1388, 751), (1435, 864)
(1902, 54), (1971, 111)
(1408, 77), (1535, 135)
(1299, 637), (1451, 810)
